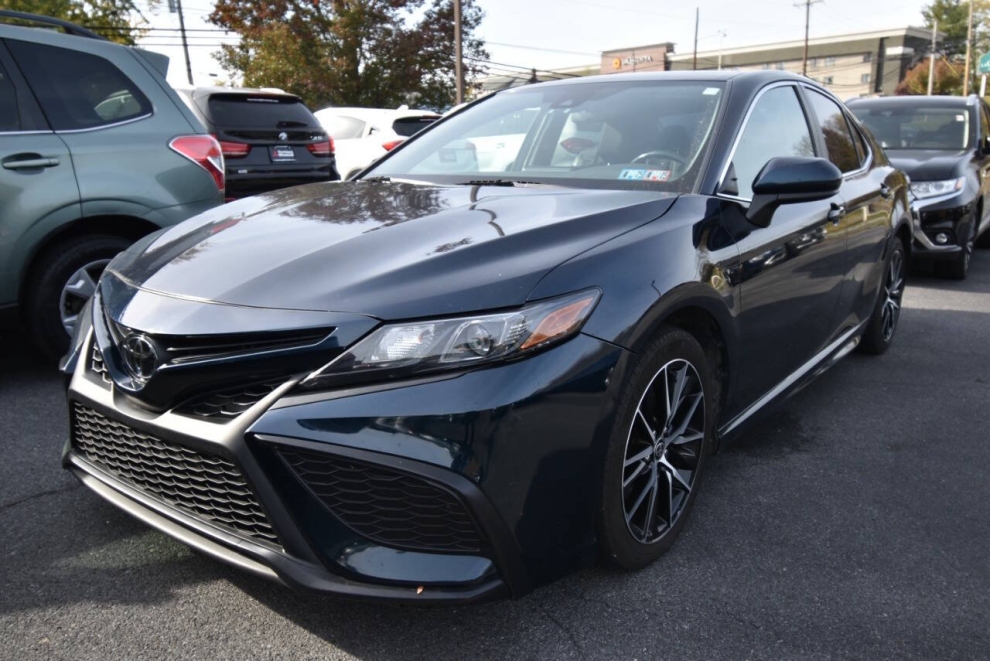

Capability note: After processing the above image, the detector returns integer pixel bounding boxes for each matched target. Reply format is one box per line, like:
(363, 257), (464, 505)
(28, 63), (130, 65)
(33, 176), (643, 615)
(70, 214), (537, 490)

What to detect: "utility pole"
(717, 30), (727, 70)
(795, 0), (822, 76)
(454, 0), (464, 104)
(928, 20), (937, 96)
(692, 8), (699, 70)
(964, 0), (974, 95)
(169, 0), (193, 85)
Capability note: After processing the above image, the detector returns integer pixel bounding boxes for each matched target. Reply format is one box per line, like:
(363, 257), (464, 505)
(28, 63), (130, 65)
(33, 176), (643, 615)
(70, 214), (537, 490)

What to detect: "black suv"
(176, 87), (339, 200)
(849, 94), (990, 279)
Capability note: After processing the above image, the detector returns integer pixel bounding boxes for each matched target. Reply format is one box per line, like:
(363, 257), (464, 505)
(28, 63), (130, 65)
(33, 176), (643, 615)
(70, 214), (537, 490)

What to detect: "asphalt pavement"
(1, 258), (988, 660)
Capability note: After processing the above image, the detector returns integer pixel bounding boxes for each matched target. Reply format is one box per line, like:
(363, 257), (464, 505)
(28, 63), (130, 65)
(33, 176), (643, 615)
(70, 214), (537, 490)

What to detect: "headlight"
(300, 289), (600, 388)
(909, 178), (964, 200)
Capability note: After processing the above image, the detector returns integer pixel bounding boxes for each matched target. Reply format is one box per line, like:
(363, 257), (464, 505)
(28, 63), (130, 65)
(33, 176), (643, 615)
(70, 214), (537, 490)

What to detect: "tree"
(895, 58), (963, 96)
(0, 0), (150, 45)
(921, 0), (990, 92)
(208, 0), (488, 110)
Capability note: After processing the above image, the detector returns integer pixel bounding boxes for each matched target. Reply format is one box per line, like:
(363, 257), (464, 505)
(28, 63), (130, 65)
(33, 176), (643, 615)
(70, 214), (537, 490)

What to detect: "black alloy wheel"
(859, 238), (906, 355)
(598, 327), (715, 570)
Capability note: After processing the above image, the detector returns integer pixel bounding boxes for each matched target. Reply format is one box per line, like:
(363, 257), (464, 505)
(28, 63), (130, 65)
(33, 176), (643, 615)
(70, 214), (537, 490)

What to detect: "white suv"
(314, 107), (439, 179)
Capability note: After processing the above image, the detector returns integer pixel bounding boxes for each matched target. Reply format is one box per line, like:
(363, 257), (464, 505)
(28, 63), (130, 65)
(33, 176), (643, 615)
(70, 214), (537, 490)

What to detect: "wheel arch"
(626, 285), (739, 441)
(19, 214), (162, 304)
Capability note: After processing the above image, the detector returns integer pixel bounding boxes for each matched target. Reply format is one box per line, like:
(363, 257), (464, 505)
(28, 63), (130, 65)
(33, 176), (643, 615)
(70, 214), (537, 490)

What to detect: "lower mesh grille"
(279, 448), (483, 553)
(71, 403), (279, 546)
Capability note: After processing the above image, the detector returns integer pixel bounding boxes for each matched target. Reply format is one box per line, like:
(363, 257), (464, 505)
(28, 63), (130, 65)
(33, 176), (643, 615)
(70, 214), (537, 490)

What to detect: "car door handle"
(2, 155), (60, 170)
(828, 203), (845, 225)
(880, 183), (893, 199)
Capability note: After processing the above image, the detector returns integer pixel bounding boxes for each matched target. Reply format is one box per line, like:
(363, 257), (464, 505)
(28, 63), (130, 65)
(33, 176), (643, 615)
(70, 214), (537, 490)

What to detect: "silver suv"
(0, 11), (224, 356)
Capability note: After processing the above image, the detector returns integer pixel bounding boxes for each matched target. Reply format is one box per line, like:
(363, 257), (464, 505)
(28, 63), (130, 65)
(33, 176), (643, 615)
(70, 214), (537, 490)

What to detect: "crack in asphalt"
(537, 600), (583, 656)
(0, 483), (81, 511)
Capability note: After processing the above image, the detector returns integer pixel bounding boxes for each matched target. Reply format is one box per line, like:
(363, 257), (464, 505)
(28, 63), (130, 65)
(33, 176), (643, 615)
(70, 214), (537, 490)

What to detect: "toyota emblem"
(121, 334), (159, 384)
(278, 131), (288, 141)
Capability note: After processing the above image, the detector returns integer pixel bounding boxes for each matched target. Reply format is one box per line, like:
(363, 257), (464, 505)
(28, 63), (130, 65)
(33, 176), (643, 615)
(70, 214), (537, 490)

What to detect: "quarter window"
(0, 60), (18, 132)
(807, 90), (861, 173)
(6, 40), (151, 131)
(319, 115), (367, 140)
(725, 86), (815, 199)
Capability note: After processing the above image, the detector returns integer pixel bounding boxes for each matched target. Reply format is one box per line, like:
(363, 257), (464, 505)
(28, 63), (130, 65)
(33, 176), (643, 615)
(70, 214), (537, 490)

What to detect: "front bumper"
(909, 192), (974, 260)
(64, 324), (627, 603)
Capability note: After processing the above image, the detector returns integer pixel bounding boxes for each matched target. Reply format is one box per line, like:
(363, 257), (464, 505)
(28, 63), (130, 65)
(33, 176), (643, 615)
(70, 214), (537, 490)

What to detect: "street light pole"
(964, 0), (974, 95)
(796, 0), (822, 76)
(717, 30), (727, 70)
(454, 0), (463, 104)
(928, 20), (937, 96)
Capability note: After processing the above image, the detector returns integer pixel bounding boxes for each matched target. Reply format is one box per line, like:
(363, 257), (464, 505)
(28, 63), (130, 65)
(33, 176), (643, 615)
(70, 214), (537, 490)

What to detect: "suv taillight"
(307, 138), (334, 156)
(211, 134), (250, 159)
(169, 135), (225, 192)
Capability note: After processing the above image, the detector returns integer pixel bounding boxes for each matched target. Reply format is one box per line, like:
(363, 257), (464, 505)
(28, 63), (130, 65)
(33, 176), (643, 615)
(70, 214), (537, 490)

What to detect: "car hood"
(110, 181), (677, 320)
(886, 149), (969, 182)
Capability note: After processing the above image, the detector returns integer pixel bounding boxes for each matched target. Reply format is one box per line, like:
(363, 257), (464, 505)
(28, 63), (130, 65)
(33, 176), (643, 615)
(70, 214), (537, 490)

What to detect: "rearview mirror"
(746, 157), (842, 228)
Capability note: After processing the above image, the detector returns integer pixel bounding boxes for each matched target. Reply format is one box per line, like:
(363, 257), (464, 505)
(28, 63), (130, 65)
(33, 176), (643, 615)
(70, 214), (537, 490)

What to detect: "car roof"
(531, 69), (806, 86)
(846, 95), (977, 109)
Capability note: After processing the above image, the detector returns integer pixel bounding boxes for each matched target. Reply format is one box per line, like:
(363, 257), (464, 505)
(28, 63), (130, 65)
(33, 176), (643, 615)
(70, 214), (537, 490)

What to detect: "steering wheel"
(631, 150), (687, 167)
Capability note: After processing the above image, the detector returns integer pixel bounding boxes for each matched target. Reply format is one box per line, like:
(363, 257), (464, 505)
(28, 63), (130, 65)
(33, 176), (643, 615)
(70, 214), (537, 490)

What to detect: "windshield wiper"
(457, 179), (556, 187)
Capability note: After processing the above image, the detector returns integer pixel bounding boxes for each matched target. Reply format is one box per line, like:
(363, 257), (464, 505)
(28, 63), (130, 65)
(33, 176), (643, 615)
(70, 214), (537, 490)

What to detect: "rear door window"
(0, 59), (18, 131)
(806, 90), (862, 173)
(392, 116), (438, 137)
(6, 40), (151, 131)
(319, 115), (367, 140)
(207, 96), (319, 128)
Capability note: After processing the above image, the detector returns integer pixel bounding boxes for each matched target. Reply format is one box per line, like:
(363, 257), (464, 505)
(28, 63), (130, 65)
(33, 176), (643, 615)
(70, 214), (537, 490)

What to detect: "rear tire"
(25, 235), (131, 358)
(597, 327), (717, 570)
(859, 238), (906, 356)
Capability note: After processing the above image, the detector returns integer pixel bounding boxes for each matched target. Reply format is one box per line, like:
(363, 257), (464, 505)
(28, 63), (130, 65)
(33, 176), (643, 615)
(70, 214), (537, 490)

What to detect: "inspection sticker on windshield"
(619, 168), (647, 180)
(644, 169), (671, 181)
(703, 87), (721, 95)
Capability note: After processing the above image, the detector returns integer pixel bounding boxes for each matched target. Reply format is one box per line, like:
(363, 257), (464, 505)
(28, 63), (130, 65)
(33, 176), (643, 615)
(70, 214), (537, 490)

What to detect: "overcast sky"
(137, 0), (930, 88)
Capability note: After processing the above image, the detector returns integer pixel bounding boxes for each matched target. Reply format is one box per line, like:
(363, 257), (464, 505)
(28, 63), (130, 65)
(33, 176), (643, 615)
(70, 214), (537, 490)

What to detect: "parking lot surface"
(1, 259), (988, 660)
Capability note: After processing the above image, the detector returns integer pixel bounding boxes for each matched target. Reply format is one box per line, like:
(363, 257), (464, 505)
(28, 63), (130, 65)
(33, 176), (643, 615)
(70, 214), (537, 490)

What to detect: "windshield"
(367, 80), (726, 191)
(851, 105), (972, 151)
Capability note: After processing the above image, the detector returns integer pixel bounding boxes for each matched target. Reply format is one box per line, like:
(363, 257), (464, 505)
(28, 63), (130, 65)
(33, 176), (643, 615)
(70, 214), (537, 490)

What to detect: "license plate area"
(270, 145), (296, 162)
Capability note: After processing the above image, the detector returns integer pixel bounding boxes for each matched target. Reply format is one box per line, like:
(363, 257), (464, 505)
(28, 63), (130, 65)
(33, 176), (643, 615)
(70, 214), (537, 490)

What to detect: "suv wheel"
(937, 219), (975, 280)
(26, 235), (131, 357)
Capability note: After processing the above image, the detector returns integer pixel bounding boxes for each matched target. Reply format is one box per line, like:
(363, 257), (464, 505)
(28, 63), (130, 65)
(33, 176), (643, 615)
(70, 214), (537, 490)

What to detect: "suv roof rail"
(0, 10), (109, 41)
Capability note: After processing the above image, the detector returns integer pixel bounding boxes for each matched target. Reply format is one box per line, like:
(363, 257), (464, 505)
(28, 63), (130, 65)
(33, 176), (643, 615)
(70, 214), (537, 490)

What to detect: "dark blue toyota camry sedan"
(61, 71), (911, 604)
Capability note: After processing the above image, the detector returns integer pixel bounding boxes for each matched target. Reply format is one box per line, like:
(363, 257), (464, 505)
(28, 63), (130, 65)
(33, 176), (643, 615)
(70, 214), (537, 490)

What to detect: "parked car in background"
(314, 107), (440, 179)
(175, 87), (339, 200)
(848, 94), (990, 279)
(0, 11), (223, 356)
(63, 71), (911, 603)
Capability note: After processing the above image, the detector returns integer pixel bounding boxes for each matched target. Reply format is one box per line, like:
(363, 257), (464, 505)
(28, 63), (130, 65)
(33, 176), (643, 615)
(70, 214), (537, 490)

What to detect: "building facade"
(666, 27), (937, 98)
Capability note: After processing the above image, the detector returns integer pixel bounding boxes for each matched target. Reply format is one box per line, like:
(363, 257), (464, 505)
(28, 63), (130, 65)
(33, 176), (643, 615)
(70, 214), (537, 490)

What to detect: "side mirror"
(746, 157), (842, 228)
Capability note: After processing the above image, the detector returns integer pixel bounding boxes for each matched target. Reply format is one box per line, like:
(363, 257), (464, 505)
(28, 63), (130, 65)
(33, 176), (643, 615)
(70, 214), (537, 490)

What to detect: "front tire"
(597, 327), (717, 570)
(859, 237), (906, 355)
(25, 235), (130, 358)
(936, 219), (975, 280)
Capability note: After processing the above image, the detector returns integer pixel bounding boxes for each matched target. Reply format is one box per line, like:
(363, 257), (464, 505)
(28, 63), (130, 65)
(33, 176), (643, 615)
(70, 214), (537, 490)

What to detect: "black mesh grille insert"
(71, 403), (279, 546)
(177, 379), (286, 421)
(279, 448), (483, 553)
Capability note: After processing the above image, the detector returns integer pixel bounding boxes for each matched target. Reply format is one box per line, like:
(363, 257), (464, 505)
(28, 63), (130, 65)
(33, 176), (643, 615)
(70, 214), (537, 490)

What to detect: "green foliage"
(208, 0), (488, 110)
(922, 0), (990, 91)
(0, 0), (151, 45)
(895, 58), (963, 96)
